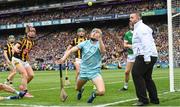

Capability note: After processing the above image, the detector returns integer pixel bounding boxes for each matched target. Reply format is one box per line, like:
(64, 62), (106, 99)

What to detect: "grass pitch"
(0, 68), (180, 106)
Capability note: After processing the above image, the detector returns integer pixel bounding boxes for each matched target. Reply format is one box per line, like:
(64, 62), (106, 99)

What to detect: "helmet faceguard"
(8, 35), (15, 43)
(77, 28), (86, 37)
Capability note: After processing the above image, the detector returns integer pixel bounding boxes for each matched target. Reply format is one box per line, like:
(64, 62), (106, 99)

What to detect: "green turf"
(0, 68), (179, 106)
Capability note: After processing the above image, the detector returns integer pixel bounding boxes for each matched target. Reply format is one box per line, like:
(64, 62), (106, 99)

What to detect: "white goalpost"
(167, 0), (180, 92)
(167, 0), (174, 92)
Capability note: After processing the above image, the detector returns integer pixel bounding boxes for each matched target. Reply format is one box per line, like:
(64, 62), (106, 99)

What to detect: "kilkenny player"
(66, 28), (87, 81)
(12, 26), (36, 98)
(4, 35), (17, 87)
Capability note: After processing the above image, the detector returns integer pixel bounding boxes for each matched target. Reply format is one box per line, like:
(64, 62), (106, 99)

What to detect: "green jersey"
(124, 30), (133, 55)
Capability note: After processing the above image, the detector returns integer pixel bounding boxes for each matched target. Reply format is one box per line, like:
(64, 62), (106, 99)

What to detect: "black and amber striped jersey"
(70, 36), (86, 59)
(4, 42), (14, 61)
(14, 36), (34, 61)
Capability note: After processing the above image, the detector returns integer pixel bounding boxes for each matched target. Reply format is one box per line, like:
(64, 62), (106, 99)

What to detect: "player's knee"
(97, 90), (105, 96)
(0, 83), (4, 89)
(29, 74), (34, 79)
(21, 72), (28, 78)
(12, 71), (17, 75)
(125, 71), (130, 75)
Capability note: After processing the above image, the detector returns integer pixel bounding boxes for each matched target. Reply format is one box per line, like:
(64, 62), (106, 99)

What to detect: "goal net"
(167, 0), (180, 92)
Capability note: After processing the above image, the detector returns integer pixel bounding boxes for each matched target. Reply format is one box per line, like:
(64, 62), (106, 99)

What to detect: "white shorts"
(127, 54), (135, 63)
(12, 57), (30, 68)
(7, 62), (16, 70)
(75, 58), (81, 64)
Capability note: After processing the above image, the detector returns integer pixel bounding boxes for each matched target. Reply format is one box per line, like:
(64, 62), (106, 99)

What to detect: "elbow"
(67, 45), (72, 51)
(66, 50), (72, 55)
(68, 48), (75, 55)
(69, 50), (73, 54)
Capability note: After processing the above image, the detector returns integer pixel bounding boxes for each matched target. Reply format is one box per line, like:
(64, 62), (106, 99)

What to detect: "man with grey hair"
(129, 13), (159, 106)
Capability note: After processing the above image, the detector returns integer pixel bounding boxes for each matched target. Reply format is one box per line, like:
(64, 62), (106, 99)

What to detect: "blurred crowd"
(29, 27), (127, 67)
(0, 0), (179, 71)
(30, 23), (180, 69)
(173, 27), (180, 66)
(0, 22), (180, 70)
(0, 0), (88, 12)
(0, 0), (166, 24)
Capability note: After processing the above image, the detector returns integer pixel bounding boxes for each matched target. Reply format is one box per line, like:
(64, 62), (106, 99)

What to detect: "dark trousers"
(132, 55), (159, 103)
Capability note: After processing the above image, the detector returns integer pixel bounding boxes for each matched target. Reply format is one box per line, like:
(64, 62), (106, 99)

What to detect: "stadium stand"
(0, 0), (166, 24)
(0, 0), (179, 70)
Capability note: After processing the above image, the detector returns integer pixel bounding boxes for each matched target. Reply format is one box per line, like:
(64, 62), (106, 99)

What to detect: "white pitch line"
(0, 76), (168, 96)
(0, 79), (125, 95)
(30, 76), (168, 92)
(0, 80), (126, 95)
(0, 77), (169, 107)
(94, 91), (172, 107)
(30, 80), (124, 92)
(0, 91), (171, 107)
(0, 103), (61, 107)
(94, 98), (137, 107)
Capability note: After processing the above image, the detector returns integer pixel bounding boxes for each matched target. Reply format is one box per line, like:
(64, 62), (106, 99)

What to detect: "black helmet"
(77, 28), (85, 33)
(8, 35), (15, 42)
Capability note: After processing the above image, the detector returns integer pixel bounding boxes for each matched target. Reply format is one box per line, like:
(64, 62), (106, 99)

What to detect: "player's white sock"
(4, 96), (10, 100)
(15, 90), (20, 95)
(124, 82), (128, 89)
